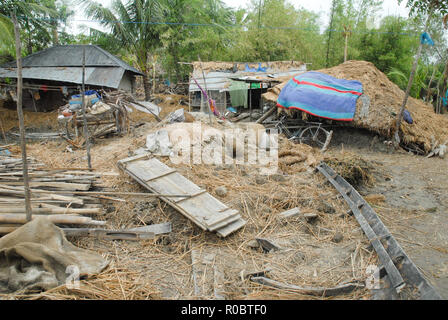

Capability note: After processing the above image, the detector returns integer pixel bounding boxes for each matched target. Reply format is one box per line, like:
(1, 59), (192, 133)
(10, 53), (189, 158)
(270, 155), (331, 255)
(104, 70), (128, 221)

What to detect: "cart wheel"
(298, 126), (333, 151)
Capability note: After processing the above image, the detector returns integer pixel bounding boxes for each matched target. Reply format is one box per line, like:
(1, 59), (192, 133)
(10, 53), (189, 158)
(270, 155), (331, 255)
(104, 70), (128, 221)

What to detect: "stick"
(0, 213), (105, 225)
(35, 190), (192, 198)
(250, 276), (364, 297)
(197, 55), (212, 124)
(0, 115), (7, 144)
(394, 8), (433, 147)
(62, 228), (154, 240)
(0, 187), (193, 198)
(131, 101), (162, 122)
(256, 105), (276, 124)
(0, 207), (101, 215)
(81, 47), (92, 169)
(11, 12), (32, 222)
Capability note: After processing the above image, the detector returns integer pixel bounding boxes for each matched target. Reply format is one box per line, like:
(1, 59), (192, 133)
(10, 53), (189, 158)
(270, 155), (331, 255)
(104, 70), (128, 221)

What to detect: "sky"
(71, 0), (410, 34)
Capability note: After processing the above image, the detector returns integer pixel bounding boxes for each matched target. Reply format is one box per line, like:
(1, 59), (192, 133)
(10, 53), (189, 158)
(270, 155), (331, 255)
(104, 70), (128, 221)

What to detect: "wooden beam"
(81, 46), (92, 169)
(11, 12), (32, 222)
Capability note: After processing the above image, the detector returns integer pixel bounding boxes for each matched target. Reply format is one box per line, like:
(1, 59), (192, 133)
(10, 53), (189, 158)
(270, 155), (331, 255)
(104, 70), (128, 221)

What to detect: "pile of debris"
(58, 90), (130, 148)
(0, 154), (110, 234)
(263, 60), (448, 154)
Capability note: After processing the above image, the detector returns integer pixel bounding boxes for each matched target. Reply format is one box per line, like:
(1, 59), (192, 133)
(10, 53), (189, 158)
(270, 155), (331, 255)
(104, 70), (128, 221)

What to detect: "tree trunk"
(440, 58), (448, 113)
(344, 33), (348, 62)
(52, 21), (59, 46)
(143, 73), (151, 101)
(25, 19), (32, 55)
(326, 0), (337, 68)
(171, 43), (181, 83)
(394, 10), (433, 147)
(426, 63), (437, 104)
(434, 54), (448, 114)
(12, 12), (32, 222)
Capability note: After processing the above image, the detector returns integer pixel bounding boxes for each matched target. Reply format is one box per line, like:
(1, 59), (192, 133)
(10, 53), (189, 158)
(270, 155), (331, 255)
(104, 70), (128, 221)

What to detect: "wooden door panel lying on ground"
(118, 154), (245, 237)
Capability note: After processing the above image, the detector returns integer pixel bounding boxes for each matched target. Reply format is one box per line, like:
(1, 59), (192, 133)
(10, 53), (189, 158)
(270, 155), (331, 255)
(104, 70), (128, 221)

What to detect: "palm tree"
(0, 13), (14, 55)
(81, 0), (164, 100)
(0, 1), (58, 56)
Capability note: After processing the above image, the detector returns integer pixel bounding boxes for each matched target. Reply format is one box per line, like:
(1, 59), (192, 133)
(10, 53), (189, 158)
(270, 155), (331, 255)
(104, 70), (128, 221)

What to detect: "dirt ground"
(329, 128), (448, 299)
(1, 114), (447, 300)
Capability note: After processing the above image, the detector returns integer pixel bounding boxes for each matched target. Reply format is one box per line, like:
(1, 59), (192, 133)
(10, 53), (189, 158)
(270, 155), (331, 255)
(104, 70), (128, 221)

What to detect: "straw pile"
(324, 151), (377, 187)
(191, 60), (305, 74)
(262, 60), (448, 153)
(0, 107), (59, 133)
(2, 264), (161, 300)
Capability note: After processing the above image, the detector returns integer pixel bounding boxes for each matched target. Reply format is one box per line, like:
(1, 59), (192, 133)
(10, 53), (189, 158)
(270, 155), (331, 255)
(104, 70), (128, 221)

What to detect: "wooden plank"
(207, 213), (241, 232)
(0, 207), (101, 215)
(118, 156), (245, 236)
(173, 189), (207, 203)
(278, 207), (301, 219)
(119, 165), (208, 230)
(144, 169), (177, 182)
(0, 213), (105, 225)
(63, 228), (154, 240)
(215, 218), (246, 238)
(1, 181), (91, 190)
(127, 222), (172, 235)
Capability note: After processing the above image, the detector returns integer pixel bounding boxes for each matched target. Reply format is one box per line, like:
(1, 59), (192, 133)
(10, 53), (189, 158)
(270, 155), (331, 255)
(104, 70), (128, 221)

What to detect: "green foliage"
(399, 0), (448, 16)
(158, 0), (234, 81)
(324, 0), (383, 66)
(81, 0), (164, 73)
(0, 0), (72, 57)
(1, 0), (447, 104)
(230, 0), (325, 67)
(358, 16), (417, 74)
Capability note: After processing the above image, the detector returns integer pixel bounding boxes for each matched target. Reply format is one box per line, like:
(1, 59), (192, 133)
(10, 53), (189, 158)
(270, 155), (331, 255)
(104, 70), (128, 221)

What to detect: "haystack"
(262, 60), (448, 153)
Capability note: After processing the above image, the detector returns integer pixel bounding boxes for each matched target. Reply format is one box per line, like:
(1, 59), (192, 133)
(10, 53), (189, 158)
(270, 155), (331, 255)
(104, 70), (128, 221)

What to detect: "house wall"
(191, 91), (228, 114)
(118, 72), (135, 93)
(191, 88), (267, 114)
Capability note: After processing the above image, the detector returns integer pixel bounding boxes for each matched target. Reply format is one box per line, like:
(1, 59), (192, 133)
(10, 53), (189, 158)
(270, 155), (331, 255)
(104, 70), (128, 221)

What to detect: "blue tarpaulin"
(420, 32), (434, 46)
(277, 71), (363, 121)
(69, 90), (101, 105)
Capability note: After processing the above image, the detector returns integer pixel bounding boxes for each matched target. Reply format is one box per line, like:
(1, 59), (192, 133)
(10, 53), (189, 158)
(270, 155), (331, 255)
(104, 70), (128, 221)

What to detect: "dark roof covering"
(2, 45), (142, 75)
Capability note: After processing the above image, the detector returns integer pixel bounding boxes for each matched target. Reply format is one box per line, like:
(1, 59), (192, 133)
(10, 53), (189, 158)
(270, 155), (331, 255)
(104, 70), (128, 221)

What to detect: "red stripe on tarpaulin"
(292, 78), (362, 96)
(276, 103), (353, 122)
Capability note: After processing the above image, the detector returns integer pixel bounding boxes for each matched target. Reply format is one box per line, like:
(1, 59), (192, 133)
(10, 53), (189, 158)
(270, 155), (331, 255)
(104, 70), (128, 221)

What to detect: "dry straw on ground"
(2, 98), (386, 300)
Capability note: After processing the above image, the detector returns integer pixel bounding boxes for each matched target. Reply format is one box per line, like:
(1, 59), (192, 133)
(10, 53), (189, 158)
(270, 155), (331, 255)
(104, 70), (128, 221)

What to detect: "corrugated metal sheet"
(0, 45), (143, 88)
(189, 65), (307, 92)
(2, 45), (143, 75)
(0, 66), (125, 89)
(189, 72), (236, 92)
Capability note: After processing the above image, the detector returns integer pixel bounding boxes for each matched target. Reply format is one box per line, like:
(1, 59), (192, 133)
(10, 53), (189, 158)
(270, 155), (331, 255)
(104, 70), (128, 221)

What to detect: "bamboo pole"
(198, 55), (212, 124)
(81, 46), (92, 169)
(394, 8), (433, 147)
(0, 187), (193, 197)
(0, 207), (101, 215)
(426, 63), (437, 104)
(0, 213), (105, 225)
(11, 12), (32, 222)
(343, 25), (351, 63)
